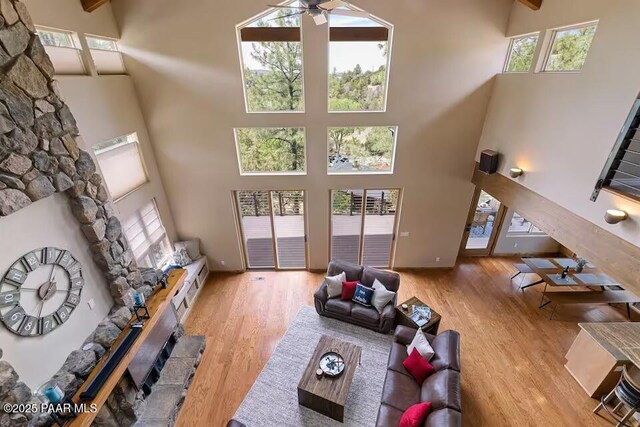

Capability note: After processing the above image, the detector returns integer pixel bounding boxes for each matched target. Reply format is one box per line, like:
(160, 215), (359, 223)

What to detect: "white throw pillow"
(407, 328), (435, 361)
(326, 272), (346, 299)
(371, 279), (396, 314)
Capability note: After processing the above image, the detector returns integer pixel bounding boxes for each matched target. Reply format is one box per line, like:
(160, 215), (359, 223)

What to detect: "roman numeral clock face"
(0, 248), (83, 337)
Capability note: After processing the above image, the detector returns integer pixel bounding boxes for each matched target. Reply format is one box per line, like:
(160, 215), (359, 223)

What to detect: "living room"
(0, 0), (639, 426)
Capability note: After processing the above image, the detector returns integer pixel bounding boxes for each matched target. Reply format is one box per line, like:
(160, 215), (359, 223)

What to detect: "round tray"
(319, 351), (345, 377)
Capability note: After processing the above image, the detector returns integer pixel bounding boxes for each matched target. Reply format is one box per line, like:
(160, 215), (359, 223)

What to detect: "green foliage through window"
(328, 127), (396, 173)
(545, 24), (597, 72)
(504, 34), (538, 73)
(236, 128), (306, 174)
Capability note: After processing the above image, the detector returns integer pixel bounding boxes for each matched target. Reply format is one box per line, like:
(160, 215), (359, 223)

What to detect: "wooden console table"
(63, 269), (186, 427)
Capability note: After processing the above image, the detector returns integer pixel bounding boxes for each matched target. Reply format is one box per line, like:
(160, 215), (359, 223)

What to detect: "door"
(460, 188), (506, 256)
(330, 189), (401, 268)
(235, 190), (308, 270)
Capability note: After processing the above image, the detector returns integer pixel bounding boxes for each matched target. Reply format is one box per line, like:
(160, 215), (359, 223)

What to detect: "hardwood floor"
(176, 257), (631, 427)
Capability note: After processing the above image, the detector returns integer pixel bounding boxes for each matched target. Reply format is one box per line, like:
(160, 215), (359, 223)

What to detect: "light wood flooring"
(176, 257), (632, 427)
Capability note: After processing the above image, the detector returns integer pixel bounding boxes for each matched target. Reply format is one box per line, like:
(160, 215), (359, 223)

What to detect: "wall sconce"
(604, 209), (628, 224)
(509, 167), (524, 178)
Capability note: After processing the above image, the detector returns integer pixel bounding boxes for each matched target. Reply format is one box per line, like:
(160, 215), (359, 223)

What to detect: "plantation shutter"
(123, 201), (169, 267)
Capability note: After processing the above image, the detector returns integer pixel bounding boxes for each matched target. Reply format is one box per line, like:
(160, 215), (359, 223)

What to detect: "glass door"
(460, 188), (506, 256)
(235, 190), (307, 270)
(330, 189), (401, 268)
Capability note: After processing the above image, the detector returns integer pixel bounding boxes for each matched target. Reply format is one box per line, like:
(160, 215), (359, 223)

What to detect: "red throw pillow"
(402, 349), (435, 385)
(399, 402), (432, 427)
(341, 281), (358, 301)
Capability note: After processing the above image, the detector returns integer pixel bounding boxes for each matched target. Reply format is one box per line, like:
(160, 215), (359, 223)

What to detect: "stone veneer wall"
(0, 1), (160, 425)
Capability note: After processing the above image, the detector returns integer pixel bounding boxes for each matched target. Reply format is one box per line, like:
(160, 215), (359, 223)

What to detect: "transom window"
(542, 22), (598, 72)
(234, 127), (306, 175)
(503, 33), (539, 73)
(237, 2), (304, 113)
(86, 35), (126, 75)
(329, 9), (392, 112)
(328, 126), (397, 174)
(36, 26), (85, 75)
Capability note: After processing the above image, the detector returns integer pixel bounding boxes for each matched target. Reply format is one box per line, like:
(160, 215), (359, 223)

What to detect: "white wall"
(111, 0), (513, 271)
(493, 208), (560, 255)
(0, 194), (113, 388)
(477, 0), (640, 252)
(0, 0), (176, 388)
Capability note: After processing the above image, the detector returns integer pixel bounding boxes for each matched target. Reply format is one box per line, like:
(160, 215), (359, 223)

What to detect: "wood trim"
(329, 27), (389, 42)
(67, 269), (187, 427)
(240, 27), (388, 42)
(472, 166), (640, 296)
(240, 27), (300, 42)
(517, 0), (542, 10)
(80, 0), (110, 12)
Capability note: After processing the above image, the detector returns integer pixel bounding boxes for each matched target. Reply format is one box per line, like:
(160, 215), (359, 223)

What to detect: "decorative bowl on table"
(319, 351), (345, 377)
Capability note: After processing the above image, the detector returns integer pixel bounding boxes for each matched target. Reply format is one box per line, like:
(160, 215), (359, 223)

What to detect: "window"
(86, 35), (126, 75)
(237, 2), (304, 112)
(123, 200), (172, 269)
(36, 26), (85, 75)
(94, 133), (148, 200)
(504, 33), (539, 73)
(328, 126), (397, 174)
(543, 22), (597, 72)
(234, 127), (306, 175)
(592, 99), (640, 201)
(507, 212), (545, 235)
(329, 9), (392, 112)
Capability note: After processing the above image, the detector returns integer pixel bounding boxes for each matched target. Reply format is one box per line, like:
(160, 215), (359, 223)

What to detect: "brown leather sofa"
(376, 325), (462, 426)
(313, 259), (400, 333)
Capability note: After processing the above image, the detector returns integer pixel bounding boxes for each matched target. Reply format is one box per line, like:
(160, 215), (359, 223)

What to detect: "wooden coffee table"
(297, 335), (362, 422)
(395, 296), (441, 335)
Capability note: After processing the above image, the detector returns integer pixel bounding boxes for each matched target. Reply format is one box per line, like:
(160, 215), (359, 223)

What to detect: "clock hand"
(36, 299), (44, 318)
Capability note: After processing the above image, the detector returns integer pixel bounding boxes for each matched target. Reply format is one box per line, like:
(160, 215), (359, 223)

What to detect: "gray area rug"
(234, 305), (393, 426)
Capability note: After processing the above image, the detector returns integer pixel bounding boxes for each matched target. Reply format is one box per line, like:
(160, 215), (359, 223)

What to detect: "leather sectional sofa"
(376, 325), (462, 426)
(314, 259), (400, 333)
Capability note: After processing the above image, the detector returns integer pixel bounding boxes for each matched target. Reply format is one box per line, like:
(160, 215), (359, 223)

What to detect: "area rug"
(233, 305), (393, 426)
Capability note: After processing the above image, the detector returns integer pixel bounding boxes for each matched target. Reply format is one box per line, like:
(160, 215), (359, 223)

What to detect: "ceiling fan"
(267, 0), (369, 26)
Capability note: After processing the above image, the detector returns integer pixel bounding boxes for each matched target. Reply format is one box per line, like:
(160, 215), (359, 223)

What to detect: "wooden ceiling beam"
(81, 0), (110, 13)
(517, 0), (542, 11)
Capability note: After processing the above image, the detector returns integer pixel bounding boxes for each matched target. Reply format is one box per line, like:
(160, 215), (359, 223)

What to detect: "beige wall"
(111, 0), (513, 271)
(0, 0), (176, 388)
(477, 0), (640, 253)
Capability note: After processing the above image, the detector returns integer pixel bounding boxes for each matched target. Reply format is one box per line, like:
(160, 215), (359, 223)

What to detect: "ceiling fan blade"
(329, 8), (369, 17)
(319, 0), (345, 9)
(313, 12), (328, 25)
(266, 11), (305, 22)
(267, 5), (307, 9)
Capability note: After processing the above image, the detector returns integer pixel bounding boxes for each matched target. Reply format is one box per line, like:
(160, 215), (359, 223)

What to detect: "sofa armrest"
(379, 301), (396, 334)
(314, 281), (328, 302)
(394, 325), (417, 345)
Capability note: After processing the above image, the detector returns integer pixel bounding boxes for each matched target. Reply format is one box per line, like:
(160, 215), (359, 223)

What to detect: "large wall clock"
(0, 248), (84, 337)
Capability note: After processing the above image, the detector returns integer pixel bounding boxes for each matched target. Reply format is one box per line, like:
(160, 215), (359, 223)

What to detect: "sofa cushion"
(420, 369), (461, 412)
(325, 299), (353, 316)
(429, 331), (461, 372)
(376, 403), (403, 427)
(424, 409), (462, 427)
(326, 272), (346, 299)
(388, 342), (410, 376)
(351, 304), (380, 324)
(381, 370), (421, 411)
(352, 283), (374, 307)
(399, 402), (432, 427)
(362, 267), (400, 292)
(327, 259), (363, 282)
(403, 349), (435, 385)
(341, 281), (358, 301)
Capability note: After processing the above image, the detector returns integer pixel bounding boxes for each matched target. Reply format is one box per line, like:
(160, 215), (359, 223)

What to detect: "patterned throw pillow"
(172, 247), (192, 267)
(175, 239), (201, 260)
(352, 283), (374, 307)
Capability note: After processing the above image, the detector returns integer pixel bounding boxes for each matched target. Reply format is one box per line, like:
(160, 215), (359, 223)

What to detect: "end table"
(395, 296), (441, 335)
